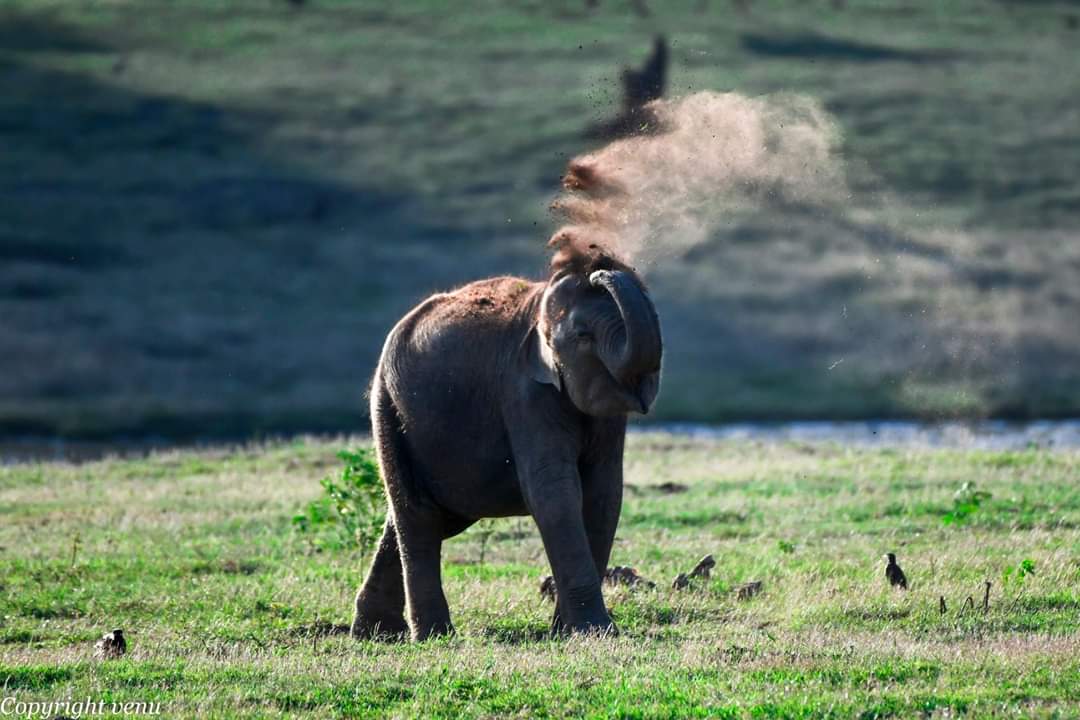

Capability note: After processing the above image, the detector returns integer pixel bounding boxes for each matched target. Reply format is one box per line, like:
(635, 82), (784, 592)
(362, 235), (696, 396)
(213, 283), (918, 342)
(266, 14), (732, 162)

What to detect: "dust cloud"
(550, 91), (848, 265)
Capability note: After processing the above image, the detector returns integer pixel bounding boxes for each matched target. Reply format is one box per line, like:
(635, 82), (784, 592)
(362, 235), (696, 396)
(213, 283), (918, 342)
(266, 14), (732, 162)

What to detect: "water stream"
(3, 419), (1080, 464)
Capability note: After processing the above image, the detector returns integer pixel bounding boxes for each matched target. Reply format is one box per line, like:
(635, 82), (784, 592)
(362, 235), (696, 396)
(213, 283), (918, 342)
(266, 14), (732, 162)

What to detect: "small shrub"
(942, 482), (992, 525)
(293, 449), (385, 559)
(473, 519), (497, 565)
(1002, 558), (1036, 591)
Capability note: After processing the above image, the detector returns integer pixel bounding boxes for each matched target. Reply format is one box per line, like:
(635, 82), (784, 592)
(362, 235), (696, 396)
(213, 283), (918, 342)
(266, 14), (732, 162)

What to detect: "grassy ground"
(2, 1), (1080, 436)
(2, 435), (1079, 717)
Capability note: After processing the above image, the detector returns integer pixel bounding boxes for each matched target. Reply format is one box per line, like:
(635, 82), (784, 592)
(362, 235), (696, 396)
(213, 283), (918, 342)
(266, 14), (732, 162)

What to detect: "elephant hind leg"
(351, 518), (409, 640)
(366, 379), (453, 641)
(395, 518), (453, 641)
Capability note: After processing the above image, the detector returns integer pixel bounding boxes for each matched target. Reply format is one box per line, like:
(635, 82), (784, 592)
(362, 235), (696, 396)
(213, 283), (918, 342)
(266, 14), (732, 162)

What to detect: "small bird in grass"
(93, 629), (126, 659)
(735, 581), (763, 600)
(539, 575), (557, 602)
(604, 565), (656, 589)
(689, 554), (716, 580)
(884, 553), (908, 590)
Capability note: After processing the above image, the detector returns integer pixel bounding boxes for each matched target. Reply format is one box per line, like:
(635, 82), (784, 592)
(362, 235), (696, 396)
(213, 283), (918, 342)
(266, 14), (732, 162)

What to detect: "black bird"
(689, 554), (716, 580)
(93, 628), (126, 659)
(884, 553), (907, 589)
(539, 575), (557, 602)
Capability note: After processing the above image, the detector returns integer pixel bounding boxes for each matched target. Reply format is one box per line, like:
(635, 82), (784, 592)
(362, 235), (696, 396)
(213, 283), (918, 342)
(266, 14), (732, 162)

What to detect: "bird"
(735, 581), (763, 600)
(93, 629), (126, 659)
(604, 565), (656, 589)
(539, 575), (557, 602)
(884, 553), (907, 589)
(689, 554), (716, 579)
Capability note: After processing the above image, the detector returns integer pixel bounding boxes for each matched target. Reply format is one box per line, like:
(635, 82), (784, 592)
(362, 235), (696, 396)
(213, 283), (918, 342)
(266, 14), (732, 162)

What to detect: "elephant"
(350, 238), (662, 641)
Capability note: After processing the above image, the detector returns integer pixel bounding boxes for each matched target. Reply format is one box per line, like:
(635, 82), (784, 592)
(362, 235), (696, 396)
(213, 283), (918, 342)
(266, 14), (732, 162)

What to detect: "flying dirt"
(551, 90), (848, 265)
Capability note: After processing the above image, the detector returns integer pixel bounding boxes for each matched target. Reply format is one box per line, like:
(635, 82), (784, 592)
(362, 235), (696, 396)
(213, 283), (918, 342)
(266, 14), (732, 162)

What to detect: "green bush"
(942, 481), (992, 525)
(293, 449), (385, 558)
(1002, 558), (1036, 592)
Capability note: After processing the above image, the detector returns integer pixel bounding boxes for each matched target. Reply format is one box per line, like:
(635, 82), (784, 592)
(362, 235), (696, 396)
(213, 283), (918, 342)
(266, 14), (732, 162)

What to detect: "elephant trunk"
(588, 269), (662, 384)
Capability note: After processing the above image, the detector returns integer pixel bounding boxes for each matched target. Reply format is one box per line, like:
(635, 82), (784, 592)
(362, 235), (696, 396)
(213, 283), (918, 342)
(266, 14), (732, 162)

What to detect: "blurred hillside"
(2, 0), (1079, 438)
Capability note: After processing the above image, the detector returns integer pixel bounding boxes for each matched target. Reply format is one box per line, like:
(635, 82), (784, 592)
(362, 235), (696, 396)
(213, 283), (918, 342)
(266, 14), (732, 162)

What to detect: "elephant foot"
(550, 616), (618, 637)
(551, 584), (618, 637)
(350, 612), (409, 642)
(550, 608), (567, 638)
(410, 618), (454, 642)
(569, 618), (619, 637)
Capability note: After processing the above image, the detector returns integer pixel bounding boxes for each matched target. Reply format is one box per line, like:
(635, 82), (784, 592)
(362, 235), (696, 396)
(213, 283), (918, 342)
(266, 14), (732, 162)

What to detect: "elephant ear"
(525, 326), (561, 390)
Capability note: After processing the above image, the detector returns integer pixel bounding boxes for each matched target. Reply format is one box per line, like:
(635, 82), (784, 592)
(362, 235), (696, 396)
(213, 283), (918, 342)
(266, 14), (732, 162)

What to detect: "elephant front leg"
(550, 454), (624, 635)
(581, 450), (624, 582)
(521, 459), (615, 636)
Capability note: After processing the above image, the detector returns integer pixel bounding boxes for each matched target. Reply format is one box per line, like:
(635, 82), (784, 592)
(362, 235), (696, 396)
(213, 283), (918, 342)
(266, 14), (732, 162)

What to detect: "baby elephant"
(351, 238), (662, 640)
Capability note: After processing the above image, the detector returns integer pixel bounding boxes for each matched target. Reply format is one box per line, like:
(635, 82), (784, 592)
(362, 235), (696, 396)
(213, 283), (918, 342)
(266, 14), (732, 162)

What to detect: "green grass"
(2, 435), (1080, 717)
(2, 0), (1080, 436)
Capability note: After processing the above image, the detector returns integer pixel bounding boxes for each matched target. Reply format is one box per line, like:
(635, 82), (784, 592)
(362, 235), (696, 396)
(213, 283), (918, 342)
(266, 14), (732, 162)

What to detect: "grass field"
(3, 0), (1080, 436)
(2, 435), (1079, 717)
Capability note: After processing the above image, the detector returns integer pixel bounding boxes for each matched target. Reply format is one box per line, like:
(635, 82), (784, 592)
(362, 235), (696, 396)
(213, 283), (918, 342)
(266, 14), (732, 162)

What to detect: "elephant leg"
(395, 513), (453, 641)
(548, 431), (626, 634)
(351, 518), (409, 640)
(581, 452), (624, 580)
(549, 453), (625, 634)
(550, 606), (567, 636)
(365, 377), (453, 642)
(518, 456), (614, 636)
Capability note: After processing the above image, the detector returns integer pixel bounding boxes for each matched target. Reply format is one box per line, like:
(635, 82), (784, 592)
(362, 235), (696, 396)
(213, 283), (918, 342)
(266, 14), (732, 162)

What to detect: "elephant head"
(529, 260), (662, 417)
